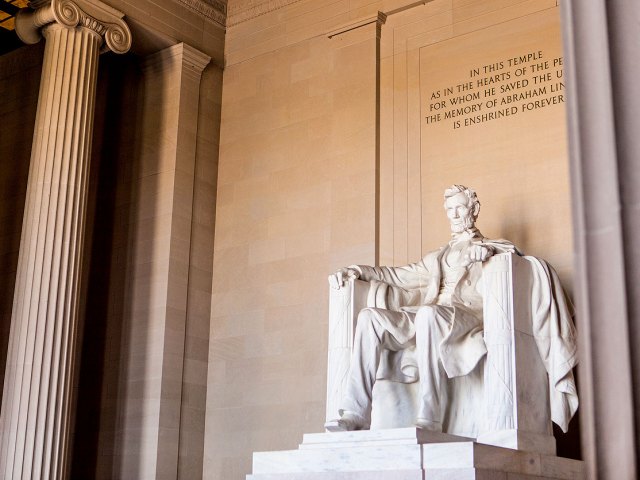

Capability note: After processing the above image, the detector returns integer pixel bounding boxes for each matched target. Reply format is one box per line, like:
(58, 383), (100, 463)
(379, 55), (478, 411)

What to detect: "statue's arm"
(329, 254), (435, 290)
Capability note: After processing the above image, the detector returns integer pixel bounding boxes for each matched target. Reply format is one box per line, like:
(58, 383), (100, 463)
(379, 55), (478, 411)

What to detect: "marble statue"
(325, 185), (578, 443)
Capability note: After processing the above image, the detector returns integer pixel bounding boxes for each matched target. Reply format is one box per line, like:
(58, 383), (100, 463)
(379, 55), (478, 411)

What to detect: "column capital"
(15, 0), (132, 54)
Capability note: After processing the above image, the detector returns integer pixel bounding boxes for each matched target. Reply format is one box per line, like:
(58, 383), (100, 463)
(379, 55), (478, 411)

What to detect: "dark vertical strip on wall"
(68, 53), (142, 479)
(0, 43), (43, 413)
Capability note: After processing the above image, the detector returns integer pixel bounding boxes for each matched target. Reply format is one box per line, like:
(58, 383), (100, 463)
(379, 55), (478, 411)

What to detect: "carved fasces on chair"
(479, 253), (555, 454)
(482, 253), (518, 431)
(326, 279), (368, 424)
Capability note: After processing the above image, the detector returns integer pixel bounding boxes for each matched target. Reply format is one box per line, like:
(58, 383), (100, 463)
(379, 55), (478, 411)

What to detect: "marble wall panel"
(177, 61), (223, 480)
(205, 17), (379, 480)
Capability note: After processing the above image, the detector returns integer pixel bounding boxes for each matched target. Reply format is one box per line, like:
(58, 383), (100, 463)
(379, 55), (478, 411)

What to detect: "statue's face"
(444, 192), (475, 233)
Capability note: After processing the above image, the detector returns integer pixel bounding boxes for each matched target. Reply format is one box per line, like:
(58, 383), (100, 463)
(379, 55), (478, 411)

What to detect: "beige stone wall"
(207, 0), (573, 479)
(204, 10), (381, 479)
(0, 44), (42, 407)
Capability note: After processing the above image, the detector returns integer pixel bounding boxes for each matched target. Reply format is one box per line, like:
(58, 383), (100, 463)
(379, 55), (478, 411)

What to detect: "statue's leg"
(414, 305), (454, 431)
(338, 308), (408, 430)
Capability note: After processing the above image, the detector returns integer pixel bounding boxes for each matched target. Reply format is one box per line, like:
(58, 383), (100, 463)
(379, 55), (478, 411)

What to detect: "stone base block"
(477, 428), (556, 456)
(247, 428), (583, 480)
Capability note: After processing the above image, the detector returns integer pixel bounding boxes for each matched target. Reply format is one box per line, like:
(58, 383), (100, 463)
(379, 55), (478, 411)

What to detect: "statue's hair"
(443, 185), (480, 218)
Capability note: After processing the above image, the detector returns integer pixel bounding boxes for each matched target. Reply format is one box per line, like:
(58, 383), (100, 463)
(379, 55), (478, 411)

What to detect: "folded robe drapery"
(524, 256), (578, 433)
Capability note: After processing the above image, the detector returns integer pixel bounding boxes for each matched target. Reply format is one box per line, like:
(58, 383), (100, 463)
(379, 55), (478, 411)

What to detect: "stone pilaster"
(0, 1), (130, 478)
(560, 1), (638, 478)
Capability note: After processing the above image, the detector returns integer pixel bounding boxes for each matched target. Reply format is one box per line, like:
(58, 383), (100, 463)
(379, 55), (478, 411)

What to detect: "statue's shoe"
(324, 412), (368, 432)
(415, 418), (443, 432)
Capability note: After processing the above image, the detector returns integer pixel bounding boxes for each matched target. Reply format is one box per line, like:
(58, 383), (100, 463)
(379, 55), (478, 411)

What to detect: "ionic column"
(0, 1), (130, 478)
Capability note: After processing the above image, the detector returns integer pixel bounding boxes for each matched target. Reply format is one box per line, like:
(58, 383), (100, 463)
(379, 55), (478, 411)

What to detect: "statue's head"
(443, 185), (480, 233)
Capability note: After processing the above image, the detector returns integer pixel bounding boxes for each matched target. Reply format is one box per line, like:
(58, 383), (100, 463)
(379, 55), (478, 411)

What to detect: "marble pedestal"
(247, 428), (583, 480)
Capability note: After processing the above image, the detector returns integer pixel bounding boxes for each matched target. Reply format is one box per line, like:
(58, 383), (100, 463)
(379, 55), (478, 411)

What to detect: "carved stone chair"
(325, 253), (556, 455)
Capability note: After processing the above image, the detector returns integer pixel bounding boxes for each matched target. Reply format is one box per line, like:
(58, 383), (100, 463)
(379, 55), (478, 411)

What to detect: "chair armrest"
(325, 278), (369, 423)
(480, 252), (555, 453)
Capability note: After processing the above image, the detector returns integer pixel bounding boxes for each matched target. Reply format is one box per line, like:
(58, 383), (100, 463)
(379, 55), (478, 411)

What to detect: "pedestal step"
(247, 428), (583, 480)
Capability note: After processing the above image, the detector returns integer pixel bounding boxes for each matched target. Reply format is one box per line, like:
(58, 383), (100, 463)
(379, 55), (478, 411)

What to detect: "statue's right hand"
(328, 267), (360, 290)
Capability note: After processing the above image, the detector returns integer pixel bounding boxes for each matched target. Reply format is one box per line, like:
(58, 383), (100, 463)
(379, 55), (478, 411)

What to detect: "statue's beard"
(450, 216), (475, 233)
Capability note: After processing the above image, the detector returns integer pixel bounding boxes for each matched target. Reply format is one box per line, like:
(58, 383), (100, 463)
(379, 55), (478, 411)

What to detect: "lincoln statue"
(325, 185), (578, 434)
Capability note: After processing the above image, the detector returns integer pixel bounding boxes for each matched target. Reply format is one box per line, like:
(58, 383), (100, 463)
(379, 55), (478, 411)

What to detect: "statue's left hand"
(328, 267), (360, 290)
(465, 245), (494, 264)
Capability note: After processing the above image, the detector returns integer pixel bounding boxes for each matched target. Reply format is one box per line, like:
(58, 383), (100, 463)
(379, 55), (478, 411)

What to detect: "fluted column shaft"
(0, 2), (130, 478)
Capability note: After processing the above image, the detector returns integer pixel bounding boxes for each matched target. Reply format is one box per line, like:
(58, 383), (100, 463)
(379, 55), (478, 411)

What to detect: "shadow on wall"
(69, 52), (148, 479)
(0, 42), (44, 409)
